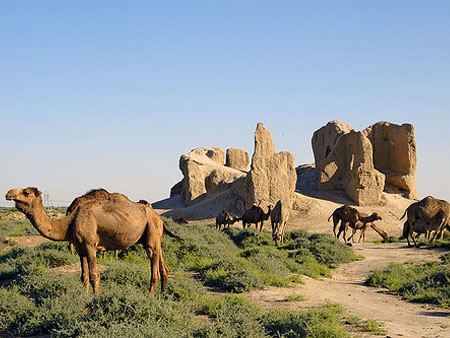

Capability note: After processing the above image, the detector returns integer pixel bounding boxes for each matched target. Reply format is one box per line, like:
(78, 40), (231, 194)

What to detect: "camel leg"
(336, 224), (344, 241)
(145, 247), (161, 294)
(347, 227), (357, 242)
(431, 220), (446, 241)
(332, 215), (340, 238)
(68, 242), (75, 255)
(102, 250), (106, 260)
(159, 255), (169, 294)
(114, 250), (118, 261)
(85, 245), (100, 294)
(358, 227), (366, 243)
(79, 255), (90, 296)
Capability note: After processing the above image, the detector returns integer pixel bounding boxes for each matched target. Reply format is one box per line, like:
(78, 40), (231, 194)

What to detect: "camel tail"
(399, 209), (407, 220)
(327, 213), (333, 222)
(399, 222), (408, 240)
(163, 224), (185, 243)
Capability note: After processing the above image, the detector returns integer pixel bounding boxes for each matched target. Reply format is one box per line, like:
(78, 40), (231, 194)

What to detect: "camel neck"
(24, 201), (70, 241)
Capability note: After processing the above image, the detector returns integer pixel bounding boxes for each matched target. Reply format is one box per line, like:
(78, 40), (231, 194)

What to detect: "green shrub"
(0, 219), (39, 237)
(0, 287), (36, 333)
(13, 265), (80, 304)
(224, 227), (273, 248)
(262, 302), (348, 338)
(367, 255), (450, 307)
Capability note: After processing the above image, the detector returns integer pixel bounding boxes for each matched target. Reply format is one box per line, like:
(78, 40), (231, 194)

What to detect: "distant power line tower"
(43, 191), (50, 208)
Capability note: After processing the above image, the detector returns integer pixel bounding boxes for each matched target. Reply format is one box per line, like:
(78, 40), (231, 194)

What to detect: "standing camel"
(6, 187), (183, 295)
(400, 196), (450, 244)
(270, 200), (290, 247)
(328, 205), (356, 241)
(241, 205), (272, 231)
(329, 205), (384, 243)
(215, 210), (240, 231)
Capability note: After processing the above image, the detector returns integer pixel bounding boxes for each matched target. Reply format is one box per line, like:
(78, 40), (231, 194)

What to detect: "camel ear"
(31, 188), (42, 197)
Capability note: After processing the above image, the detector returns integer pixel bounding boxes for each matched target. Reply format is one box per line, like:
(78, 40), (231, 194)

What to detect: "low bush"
(262, 302), (348, 337)
(0, 219), (367, 336)
(367, 254), (450, 307)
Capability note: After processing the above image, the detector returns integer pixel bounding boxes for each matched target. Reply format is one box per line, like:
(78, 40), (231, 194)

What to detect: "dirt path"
(245, 243), (450, 338)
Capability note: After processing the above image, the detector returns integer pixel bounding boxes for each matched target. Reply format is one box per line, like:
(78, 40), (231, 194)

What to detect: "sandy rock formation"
(363, 122), (418, 199)
(245, 123), (297, 209)
(179, 147), (246, 206)
(318, 130), (385, 205)
(225, 148), (250, 171)
(312, 120), (417, 205)
(312, 120), (353, 166)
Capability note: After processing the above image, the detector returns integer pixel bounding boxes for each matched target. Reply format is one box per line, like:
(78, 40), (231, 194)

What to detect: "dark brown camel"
(328, 205), (357, 241)
(329, 205), (383, 243)
(6, 187), (183, 295)
(215, 210), (240, 231)
(241, 205), (272, 231)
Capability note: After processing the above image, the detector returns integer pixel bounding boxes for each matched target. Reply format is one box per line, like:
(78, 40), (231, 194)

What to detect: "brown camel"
(215, 210), (239, 231)
(328, 205), (357, 241)
(6, 187), (182, 295)
(329, 205), (383, 243)
(400, 196), (450, 243)
(346, 212), (386, 243)
(400, 218), (439, 247)
(66, 189), (121, 260)
(270, 200), (290, 247)
(241, 205), (272, 231)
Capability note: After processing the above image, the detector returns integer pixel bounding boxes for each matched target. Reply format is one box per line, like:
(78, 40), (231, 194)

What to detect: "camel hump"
(138, 199), (154, 209)
(67, 188), (111, 215)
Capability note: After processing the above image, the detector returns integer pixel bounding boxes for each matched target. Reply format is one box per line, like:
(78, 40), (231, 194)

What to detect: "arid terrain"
(245, 242), (450, 338)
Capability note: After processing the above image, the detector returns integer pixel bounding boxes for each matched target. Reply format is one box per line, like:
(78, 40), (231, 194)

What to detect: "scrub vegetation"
(0, 217), (366, 337)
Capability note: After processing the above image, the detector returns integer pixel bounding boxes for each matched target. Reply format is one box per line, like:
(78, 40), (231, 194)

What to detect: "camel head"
(6, 187), (42, 213)
(370, 212), (382, 221)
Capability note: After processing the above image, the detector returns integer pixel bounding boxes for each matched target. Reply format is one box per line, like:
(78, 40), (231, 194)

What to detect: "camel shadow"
(419, 311), (450, 318)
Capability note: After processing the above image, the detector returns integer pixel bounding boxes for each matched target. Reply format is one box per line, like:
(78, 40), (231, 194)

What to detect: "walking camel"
(6, 187), (183, 295)
(241, 204), (272, 231)
(270, 200), (290, 247)
(329, 205), (385, 242)
(215, 210), (240, 231)
(346, 212), (387, 243)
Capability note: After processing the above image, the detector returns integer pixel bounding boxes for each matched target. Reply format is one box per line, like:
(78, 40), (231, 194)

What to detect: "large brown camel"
(6, 187), (182, 295)
(270, 200), (290, 247)
(241, 205), (272, 231)
(400, 196), (450, 243)
(329, 205), (383, 243)
(346, 212), (387, 243)
(66, 189), (121, 259)
(400, 219), (439, 247)
(215, 210), (239, 231)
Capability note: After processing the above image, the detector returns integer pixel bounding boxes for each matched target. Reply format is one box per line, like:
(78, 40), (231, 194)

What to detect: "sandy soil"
(245, 242), (450, 338)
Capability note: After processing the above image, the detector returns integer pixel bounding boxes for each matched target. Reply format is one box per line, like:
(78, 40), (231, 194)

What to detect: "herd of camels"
(5, 186), (450, 296)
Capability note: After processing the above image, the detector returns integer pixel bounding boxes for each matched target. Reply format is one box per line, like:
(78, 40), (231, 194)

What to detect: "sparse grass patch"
(262, 302), (348, 337)
(361, 319), (386, 335)
(367, 253), (450, 307)
(284, 293), (306, 302)
(0, 218), (39, 237)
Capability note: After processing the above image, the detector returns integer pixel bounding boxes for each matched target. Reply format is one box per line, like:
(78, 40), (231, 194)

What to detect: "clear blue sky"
(1, 0), (449, 206)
